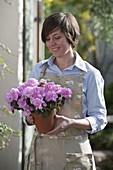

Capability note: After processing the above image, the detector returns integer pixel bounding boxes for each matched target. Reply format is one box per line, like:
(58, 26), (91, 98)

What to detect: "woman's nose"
(49, 38), (56, 45)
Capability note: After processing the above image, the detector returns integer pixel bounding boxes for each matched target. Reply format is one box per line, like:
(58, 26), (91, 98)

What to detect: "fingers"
(47, 125), (60, 135)
(26, 115), (34, 125)
(47, 115), (71, 135)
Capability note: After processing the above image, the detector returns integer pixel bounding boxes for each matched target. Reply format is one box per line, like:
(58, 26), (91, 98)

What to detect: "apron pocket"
(64, 153), (93, 170)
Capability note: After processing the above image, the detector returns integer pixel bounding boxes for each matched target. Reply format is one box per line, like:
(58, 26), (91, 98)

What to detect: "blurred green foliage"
(44, 0), (113, 60)
(0, 44), (20, 149)
(90, 123), (113, 151)
(0, 43), (14, 80)
(0, 123), (20, 150)
(98, 154), (113, 170)
(91, 0), (113, 43)
(105, 82), (113, 115)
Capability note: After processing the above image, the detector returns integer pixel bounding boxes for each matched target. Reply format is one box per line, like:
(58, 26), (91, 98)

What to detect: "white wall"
(0, 1), (21, 170)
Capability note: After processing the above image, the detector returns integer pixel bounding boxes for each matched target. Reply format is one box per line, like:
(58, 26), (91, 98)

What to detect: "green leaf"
(0, 57), (4, 63)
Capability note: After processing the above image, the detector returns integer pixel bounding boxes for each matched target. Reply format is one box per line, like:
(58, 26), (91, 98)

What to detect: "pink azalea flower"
(17, 82), (27, 93)
(5, 88), (20, 102)
(30, 98), (43, 110)
(22, 111), (31, 116)
(7, 103), (14, 111)
(39, 79), (47, 85)
(5, 78), (72, 117)
(25, 78), (39, 87)
(22, 86), (34, 98)
(18, 97), (27, 109)
(45, 91), (58, 102)
(60, 87), (72, 98)
(44, 82), (56, 93)
(32, 86), (45, 99)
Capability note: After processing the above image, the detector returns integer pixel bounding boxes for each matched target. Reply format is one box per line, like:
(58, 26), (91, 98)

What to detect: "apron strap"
(39, 63), (48, 79)
(79, 70), (84, 83)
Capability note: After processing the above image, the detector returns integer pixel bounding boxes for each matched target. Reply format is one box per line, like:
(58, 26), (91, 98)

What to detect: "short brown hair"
(41, 12), (80, 48)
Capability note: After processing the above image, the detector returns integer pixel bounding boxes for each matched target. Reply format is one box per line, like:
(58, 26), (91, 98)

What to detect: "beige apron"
(25, 64), (96, 170)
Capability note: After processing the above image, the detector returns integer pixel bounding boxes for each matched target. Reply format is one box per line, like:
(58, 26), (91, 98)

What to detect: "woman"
(25, 12), (107, 170)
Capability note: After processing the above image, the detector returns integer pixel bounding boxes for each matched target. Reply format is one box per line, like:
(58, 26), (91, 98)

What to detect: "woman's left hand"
(47, 114), (71, 135)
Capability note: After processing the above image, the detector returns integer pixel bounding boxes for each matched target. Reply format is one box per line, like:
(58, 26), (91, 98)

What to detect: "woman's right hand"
(26, 115), (34, 125)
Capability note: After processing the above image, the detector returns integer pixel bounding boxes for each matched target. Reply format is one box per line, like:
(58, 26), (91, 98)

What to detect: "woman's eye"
(46, 38), (50, 41)
(46, 36), (61, 42)
(55, 36), (60, 39)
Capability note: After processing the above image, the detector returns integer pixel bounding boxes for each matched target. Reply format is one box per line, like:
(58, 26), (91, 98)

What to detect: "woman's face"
(45, 28), (72, 58)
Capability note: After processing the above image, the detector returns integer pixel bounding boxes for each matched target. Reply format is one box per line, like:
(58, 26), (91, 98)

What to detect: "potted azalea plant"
(5, 78), (72, 134)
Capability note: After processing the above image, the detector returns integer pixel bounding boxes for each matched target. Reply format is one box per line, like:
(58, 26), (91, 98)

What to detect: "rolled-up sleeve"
(83, 69), (107, 134)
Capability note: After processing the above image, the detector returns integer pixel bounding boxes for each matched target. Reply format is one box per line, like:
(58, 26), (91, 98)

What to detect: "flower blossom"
(5, 88), (20, 103)
(45, 91), (58, 102)
(60, 87), (72, 98)
(5, 78), (72, 116)
(22, 86), (34, 98)
(25, 78), (39, 87)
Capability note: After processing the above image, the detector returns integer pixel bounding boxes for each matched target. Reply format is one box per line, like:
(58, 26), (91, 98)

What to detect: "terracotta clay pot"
(31, 109), (56, 134)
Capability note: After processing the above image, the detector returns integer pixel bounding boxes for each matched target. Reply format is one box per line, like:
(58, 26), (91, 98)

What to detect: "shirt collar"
(73, 51), (87, 72)
(47, 51), (87, 72)
(48, 55), (56, 65)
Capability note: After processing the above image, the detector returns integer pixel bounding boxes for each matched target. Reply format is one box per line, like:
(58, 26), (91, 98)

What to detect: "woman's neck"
(54, 55), (75, 70)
